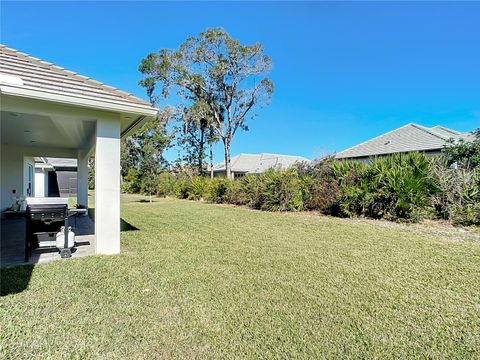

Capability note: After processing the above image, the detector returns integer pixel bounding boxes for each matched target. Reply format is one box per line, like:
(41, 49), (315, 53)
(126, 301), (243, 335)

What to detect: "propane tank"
(56, 226), (75, 249)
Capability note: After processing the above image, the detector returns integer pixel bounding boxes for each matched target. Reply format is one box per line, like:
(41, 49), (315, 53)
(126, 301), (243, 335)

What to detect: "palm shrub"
(223, 179), (247, 205)
(332, 160), (372, 217)
(372, 153), (439, 220)
(332, 153), (439, 221)
(173, 178), (192, 199)
(242, 174), (264, 209)
(189, 176), (208, 200)
(206, 178), (230, 203)
(257, 169), (307, 211)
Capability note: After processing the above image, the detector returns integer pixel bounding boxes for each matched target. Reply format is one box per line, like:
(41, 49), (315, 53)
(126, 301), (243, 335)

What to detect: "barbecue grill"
(25, 198), (86, 261)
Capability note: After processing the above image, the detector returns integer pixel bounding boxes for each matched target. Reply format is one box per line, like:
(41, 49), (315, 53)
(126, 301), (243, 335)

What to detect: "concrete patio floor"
(1, 215), (95, 268)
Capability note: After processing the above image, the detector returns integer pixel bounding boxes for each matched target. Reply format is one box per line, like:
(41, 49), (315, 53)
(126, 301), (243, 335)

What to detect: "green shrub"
(189, 177), (208, 200)
(223, 180), (247, 205)
(121, 168), (141, 193)
(332, 153), (439, 222)
(173, 178), (192, 199)
(156, 172), (176, 197)
(431, 158), (480, 225)
(242, 174), (264, 209)
(257, 169), (306, 212)
(450, 203), (480, 226)
(122, 151), (478, 226)
(206, 178), (230, 203)
(294, 158), (340, 214)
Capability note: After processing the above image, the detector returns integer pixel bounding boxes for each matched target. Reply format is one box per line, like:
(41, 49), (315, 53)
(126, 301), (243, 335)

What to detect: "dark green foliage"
(120, 109), (173, 196)
(121, 168), (141, 194)
(188, 177), (208, 200)
(295, 157), (340, 214)
(176, 101), (218, 176)
(173, 178), (192, 199)
(332, 153), (439, 221)
(205, 178), (230, 203)
(256, 169), (307, 211)
(156, 172), (177, 197)
(142, 152), (478, 226)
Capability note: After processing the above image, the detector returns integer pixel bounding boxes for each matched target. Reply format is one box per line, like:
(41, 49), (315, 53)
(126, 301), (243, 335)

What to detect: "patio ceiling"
(1, 110), (96, 150)
(0, 44), (159, 153)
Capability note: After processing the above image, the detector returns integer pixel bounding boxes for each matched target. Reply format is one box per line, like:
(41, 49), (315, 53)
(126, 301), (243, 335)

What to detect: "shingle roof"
(0, 44), (152, 107)
(335, 123), (475, 159)
(214, 153), (310, 173)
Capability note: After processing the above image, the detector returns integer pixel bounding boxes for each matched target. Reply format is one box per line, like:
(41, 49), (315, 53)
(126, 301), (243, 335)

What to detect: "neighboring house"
(34, 157), (78, 197)
(335, 123), (475, 161)
(213, 153), (310, 179)
(0, 44), (158, 255)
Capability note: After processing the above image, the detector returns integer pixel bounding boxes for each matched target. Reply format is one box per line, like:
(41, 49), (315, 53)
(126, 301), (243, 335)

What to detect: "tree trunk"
(198, 127), (206, 176)
(224, 138), (232, 179)
(209, 142), (214, 179)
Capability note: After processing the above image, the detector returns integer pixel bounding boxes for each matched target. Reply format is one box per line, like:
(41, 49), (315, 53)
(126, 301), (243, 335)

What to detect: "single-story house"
(34, 157), (78, 198)
(213, 153), (310, 179)
(335, 123), (475, 161)
(0, 44), (158, 255)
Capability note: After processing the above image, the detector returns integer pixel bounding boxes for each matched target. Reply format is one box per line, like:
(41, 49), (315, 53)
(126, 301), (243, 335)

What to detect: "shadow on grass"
(121, 218), (139, 231)
(138, 199), (157, 203)
(0, 264), (34, 296)
(88, 208), (139, 231)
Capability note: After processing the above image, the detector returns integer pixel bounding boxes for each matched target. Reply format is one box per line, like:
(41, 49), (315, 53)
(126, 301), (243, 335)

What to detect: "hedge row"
(125, 153), (480, 226)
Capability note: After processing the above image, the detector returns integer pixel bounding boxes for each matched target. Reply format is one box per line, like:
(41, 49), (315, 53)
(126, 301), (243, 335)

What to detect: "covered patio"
(1, 214), (95, 267)
(0, 45), (158, 266)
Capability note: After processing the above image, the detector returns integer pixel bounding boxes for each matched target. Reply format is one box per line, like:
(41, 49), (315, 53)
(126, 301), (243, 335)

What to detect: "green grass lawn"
(1, 195), (479, 359)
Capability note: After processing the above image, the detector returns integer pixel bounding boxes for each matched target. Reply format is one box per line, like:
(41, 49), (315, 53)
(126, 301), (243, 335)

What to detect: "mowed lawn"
(1, 195), (479, 359)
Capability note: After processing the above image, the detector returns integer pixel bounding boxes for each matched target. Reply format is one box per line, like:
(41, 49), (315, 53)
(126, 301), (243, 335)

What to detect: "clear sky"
(2, 1), (479, 162)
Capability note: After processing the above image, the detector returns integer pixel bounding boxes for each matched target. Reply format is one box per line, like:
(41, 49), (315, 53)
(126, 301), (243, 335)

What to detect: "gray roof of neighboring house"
(335, 123), (476, 159)
(0, 44), (151, 107)
(213, 153), (311, 173)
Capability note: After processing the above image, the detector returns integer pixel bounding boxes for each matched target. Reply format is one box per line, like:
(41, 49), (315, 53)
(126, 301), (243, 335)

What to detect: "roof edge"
(0, 44), (151, 107)
(0, 84), (159, 117)
(410, 123), (449, 141)
(335, 123), (418, 157)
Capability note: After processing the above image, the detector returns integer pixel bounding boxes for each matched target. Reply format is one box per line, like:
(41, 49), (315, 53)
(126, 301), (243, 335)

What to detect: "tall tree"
(139, 28), (274, 179)
(207, 127), (219, 178)
(176, 100), (216, 176)
(121, 108), (173, 198)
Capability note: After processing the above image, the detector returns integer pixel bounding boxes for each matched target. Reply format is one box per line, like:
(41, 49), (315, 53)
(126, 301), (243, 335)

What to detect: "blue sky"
(2, 1), (479, 162)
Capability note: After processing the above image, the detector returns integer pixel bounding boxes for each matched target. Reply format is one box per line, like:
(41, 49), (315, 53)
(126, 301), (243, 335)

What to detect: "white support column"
(95, 116), (121, 255)
(77, 152), (89, 208)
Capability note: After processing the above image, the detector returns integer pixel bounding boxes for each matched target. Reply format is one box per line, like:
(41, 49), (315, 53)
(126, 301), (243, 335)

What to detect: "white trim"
(0, 84), (159, 117)
(0, 73), (24, 86)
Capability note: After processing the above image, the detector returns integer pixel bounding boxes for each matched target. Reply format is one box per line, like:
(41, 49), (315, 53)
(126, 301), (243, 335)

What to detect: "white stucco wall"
(1, 144), (25, 211)
(95, 117), (121, 255)
(34, 168), (48, 197)
(1, 144), (76, 211)
(0, 145), (34, 211)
